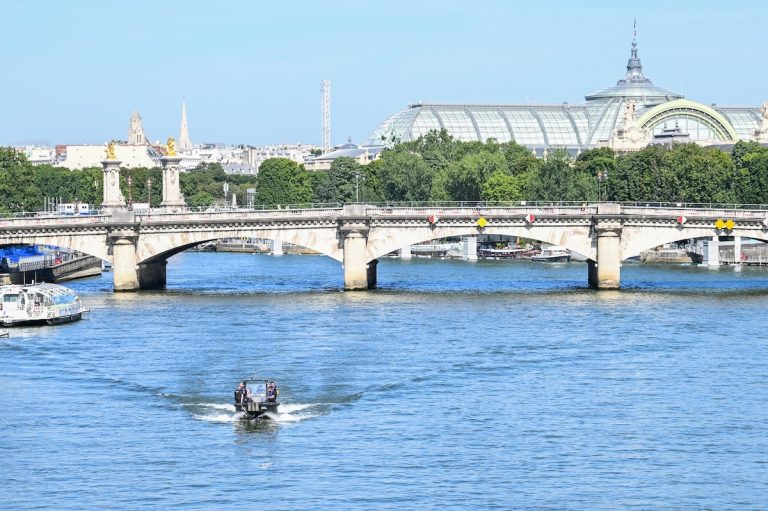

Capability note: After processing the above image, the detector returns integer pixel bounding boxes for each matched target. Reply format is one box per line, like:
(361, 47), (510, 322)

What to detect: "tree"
(377, 149), (434, 202)
(324, 157), (364, 203)
(310, 171), (331, 203)
(482, 170), (524, 202)
(255, 158), (312, 206)
(0, 148), (41, 212)
(441, 151), (507, 201)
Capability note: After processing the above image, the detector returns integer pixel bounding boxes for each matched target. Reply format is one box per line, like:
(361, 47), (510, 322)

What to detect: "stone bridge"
(1, 203), (768, 291)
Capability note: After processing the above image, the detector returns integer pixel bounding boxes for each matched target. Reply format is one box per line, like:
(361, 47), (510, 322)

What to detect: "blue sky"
(1, 0), (766, 147)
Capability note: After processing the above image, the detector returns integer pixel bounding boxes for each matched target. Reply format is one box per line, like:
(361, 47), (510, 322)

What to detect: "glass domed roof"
(584, 38), (682, 102)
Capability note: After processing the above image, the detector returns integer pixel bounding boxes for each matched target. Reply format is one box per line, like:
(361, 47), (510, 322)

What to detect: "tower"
(321, 80), (330, 153)
(128, 111), (147, 145)
(178, 101), (192, 151)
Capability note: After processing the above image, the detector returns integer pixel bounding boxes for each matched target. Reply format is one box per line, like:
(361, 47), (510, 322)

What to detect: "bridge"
(2, 202), (768, 291)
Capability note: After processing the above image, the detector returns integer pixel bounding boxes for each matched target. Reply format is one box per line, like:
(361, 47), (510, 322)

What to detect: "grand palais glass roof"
(366, 37), (763, 150)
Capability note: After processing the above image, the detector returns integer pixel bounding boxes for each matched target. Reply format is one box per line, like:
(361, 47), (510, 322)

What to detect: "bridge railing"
(2, 201), (768, 227)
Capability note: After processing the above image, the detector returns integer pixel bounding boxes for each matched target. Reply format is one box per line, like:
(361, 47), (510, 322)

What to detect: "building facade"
(366, 36), (766, 153)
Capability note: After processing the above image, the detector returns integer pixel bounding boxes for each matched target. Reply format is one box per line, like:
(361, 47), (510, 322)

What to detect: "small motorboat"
(234, 379), (280, 420)
(0, 283), (85, 326)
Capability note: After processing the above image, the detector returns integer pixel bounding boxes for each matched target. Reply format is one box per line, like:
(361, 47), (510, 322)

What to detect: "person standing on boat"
(266, 381), (279, 402)
(234, 381), (248, 406)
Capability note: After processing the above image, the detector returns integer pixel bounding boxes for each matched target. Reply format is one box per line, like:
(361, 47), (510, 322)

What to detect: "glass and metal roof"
(366, 36), (764, 149)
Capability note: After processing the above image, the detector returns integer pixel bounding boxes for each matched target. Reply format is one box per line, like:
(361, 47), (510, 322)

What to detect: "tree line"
(2, 131), (768, 213)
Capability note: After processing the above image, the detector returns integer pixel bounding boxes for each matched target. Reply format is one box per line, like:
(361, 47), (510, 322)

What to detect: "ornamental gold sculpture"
(106, 141), (117, 160)
(166, 137), (176, 157)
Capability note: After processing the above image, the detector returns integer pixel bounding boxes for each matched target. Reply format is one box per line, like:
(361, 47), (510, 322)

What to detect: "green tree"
(324, 157), (364, 203)
(377, 149), (434, 202)
(255, 158), (312, 206)
(482, 170), (523, 202)
(0, 148), (41, 212)
(441, 151), (507, 201)
(187, 191), (215, 208)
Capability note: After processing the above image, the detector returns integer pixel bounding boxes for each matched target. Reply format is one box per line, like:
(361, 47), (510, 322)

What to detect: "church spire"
(178, 101), (192, 151)
(128, 111), (147, 145)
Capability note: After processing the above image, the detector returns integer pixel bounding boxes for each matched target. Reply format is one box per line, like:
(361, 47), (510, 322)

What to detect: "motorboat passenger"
(234, 381), (248, 408)
(266, 381), (279, 402)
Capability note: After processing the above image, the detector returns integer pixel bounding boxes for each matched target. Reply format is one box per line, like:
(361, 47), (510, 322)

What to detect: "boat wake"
(189, 401), (321, 424)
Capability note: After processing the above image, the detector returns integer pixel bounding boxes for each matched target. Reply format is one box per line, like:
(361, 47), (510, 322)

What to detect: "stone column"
(462, 236), (478, 261)
(400, 244), (412, 260)
(591, 204), (622, 289)
(705, 236), (720, 266)
(101, 159), (126, 212)
(160, 156), (185, 210)
(342, 230), (370, 290)
(595, 227), (622, 289)
(109, 226), (139, 291)
(272, 239), (284, 256)
(734, 236), (742, 265)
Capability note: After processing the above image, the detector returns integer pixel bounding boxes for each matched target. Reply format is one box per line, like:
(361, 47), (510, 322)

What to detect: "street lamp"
(147, 177), (152, 209)
(126, 174), (133, 210)
(597, 168), (608, 202)
(355, 171), (365, 203)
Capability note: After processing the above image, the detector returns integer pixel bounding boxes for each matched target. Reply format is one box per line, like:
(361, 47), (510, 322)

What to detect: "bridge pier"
(591, 205), (622, 289)
(367, 259), (378, 289)
(399, 244), (412, 260)
(137, 260), (167, 289)
(587, 260), (598, 288)
(462, 236), (478, 261)
(342, 231), (372, 290)
(110, 231), (139, 292)
(272, 239), (284, 256)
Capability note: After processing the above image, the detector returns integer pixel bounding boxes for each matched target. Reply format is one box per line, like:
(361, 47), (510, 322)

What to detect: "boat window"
(52, 294), (77, 305)
(3, 294), (18, 303)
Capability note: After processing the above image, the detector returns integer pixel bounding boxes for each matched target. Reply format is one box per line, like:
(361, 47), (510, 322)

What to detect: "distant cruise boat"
(0, 283), (85, 326)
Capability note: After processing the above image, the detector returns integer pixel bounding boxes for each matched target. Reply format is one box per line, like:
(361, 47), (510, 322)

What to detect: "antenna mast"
(321, 80), (331, 153)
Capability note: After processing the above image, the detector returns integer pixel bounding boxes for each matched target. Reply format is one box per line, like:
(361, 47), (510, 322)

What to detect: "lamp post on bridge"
(147, 177), (152, 210)
(355, 171), (365, 203)
(126, 174), (133, 211)
(597, 168), (608, 202)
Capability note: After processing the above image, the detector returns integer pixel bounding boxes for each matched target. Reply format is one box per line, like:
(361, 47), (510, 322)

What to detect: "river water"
(2, 253), (768, 510)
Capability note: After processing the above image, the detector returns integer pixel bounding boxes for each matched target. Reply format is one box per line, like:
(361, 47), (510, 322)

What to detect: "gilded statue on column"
(105, 141), (117, 160)
(166, 137), (177, 157)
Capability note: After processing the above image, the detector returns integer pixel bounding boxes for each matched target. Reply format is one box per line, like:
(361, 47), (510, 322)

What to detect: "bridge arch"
(0, 234), (110, 262)
(366, 224), (596, 262)
(135, 226), (343, 265)
(621, 226), (768, 260)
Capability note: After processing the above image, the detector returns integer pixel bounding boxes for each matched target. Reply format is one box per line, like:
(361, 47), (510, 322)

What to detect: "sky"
(1, 0), (766, 147)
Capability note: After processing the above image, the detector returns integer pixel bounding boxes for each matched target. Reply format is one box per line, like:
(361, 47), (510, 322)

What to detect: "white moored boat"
(0, 283), (85, 326)
(531, 245), (571, 262)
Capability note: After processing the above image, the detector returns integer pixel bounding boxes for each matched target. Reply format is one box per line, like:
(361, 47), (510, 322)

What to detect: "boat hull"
(2, 312), (82, 327)
(531, 255), (571, 263)
(235, 401), (280, 420)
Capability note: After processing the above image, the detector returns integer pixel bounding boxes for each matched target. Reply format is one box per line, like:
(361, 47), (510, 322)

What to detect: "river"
(2, 252), (768, 509)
